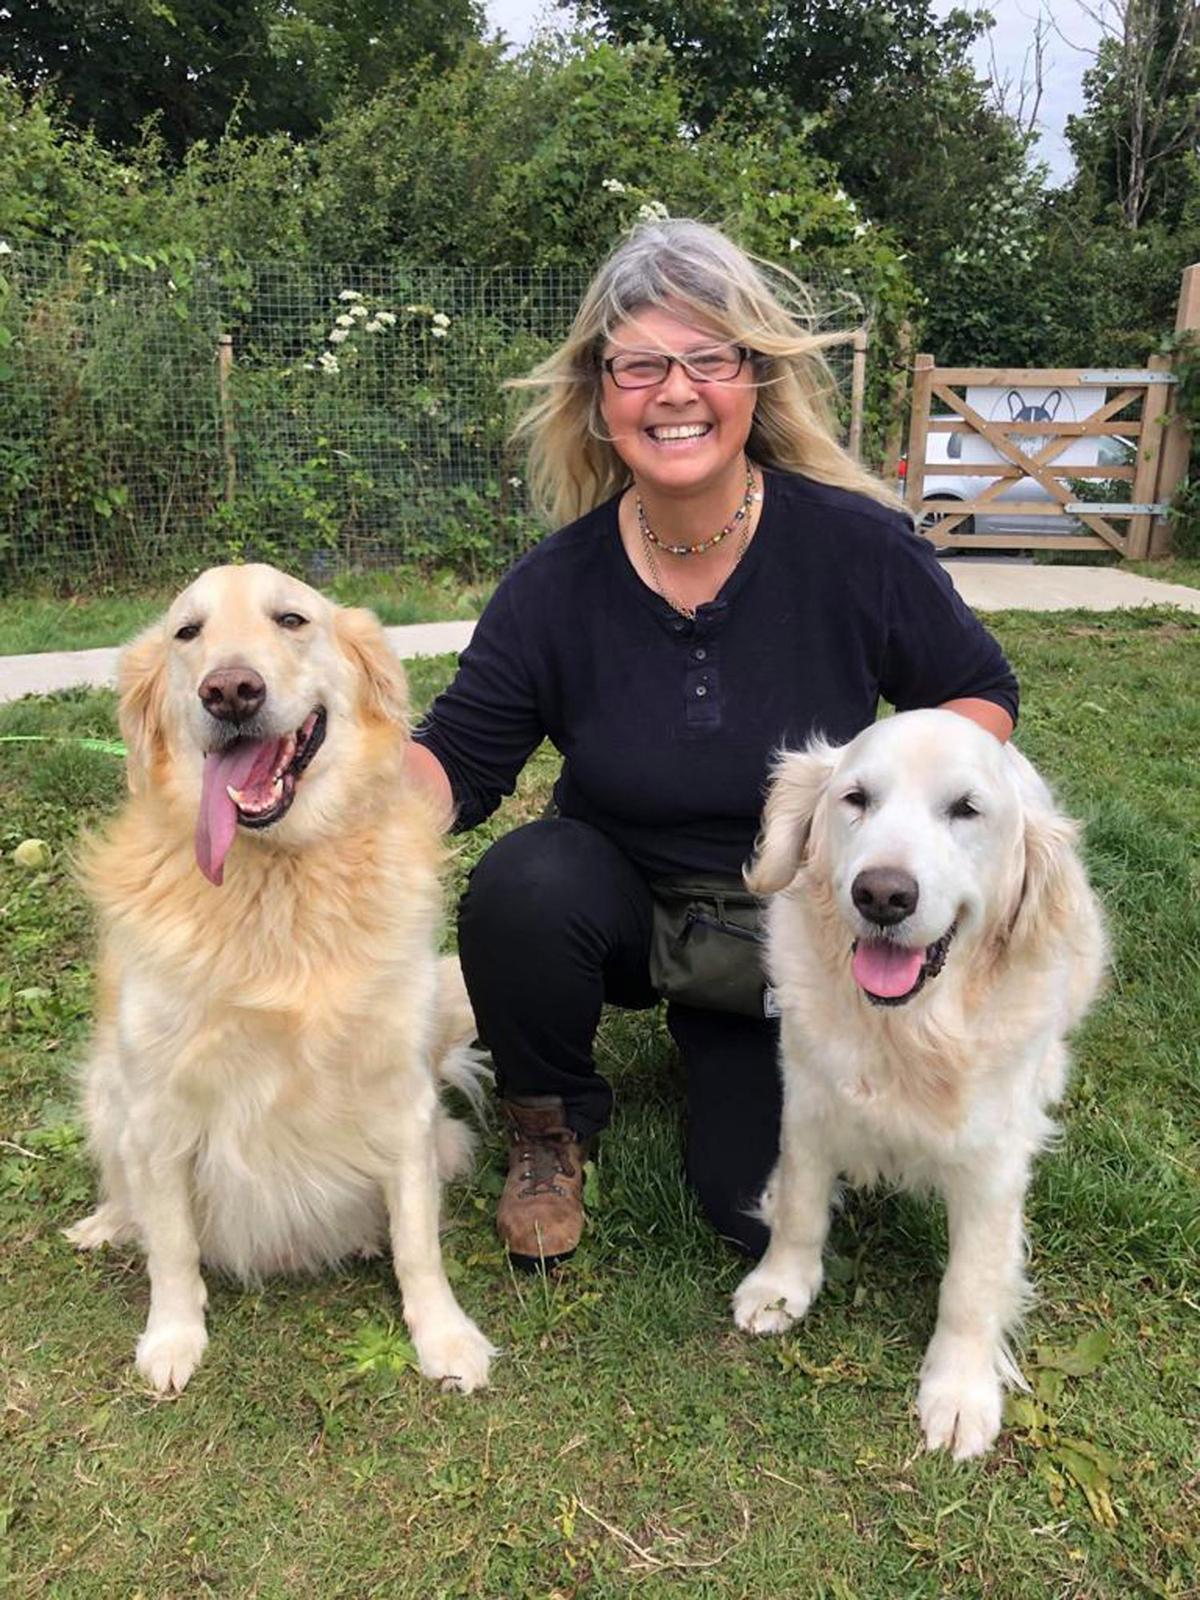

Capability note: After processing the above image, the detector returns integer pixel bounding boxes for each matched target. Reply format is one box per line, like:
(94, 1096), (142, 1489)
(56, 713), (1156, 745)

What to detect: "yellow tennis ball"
(12, 839), (51, 870)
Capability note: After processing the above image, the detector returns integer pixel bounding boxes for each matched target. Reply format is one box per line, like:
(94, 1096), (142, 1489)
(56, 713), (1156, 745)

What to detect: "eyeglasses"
(601, 344), (752, 389)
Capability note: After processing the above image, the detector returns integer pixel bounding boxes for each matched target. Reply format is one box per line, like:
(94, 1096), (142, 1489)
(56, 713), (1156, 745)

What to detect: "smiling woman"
(407, 217), (1019, 1276)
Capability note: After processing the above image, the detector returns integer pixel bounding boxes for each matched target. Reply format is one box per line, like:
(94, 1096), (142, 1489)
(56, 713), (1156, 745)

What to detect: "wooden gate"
(903, 357), (1179, 558)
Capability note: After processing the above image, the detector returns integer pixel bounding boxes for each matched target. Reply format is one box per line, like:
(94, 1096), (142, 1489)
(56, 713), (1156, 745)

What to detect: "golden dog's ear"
(117, 623), (169, 792)
(333, 606), (410, 726)
(745, 741), (838, 895)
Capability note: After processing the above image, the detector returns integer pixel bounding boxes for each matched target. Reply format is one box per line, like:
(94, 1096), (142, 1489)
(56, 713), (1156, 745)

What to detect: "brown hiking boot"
(497, 1095), (589, 1270)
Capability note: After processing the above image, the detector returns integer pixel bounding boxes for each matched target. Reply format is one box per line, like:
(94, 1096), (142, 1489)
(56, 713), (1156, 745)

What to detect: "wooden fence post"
(848, 328), (868, 460)
(1151, 262), (1200, 556)
(905, 353), (935, 524)
(1127, 353), (1172, 558)
(883, 319), (913, 478)
(217, 333), (236, 505)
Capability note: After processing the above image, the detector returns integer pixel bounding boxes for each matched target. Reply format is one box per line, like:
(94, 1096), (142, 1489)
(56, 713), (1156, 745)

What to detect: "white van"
(903, 385), (1134, 537)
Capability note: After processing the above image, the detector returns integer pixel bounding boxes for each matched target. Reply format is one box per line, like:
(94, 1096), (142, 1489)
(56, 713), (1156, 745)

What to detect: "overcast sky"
(483, 0), (1107, 185)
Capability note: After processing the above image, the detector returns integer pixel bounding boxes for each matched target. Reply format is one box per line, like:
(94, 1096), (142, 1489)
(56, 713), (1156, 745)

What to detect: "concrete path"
(942, 558), (1200, 614)
(1, 562), (1197, 705)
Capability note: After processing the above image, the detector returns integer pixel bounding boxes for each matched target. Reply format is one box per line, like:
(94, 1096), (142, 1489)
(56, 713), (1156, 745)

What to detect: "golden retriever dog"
(67, 563), (495, 1395)
(733, 709), (1106, 1459)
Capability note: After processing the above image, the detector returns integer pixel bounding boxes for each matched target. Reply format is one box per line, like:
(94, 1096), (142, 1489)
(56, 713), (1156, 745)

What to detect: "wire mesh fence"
(0, 245), (867, 592)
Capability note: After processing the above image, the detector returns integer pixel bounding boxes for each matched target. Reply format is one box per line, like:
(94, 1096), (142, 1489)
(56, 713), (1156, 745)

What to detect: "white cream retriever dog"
(68, 563), (495, 1395)
(734, 709), (1105, 1459)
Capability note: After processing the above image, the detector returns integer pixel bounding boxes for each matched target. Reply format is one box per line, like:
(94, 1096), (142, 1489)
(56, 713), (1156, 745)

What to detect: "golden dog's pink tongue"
(852, 939), (924, 999)
(195, 739), (282, 886)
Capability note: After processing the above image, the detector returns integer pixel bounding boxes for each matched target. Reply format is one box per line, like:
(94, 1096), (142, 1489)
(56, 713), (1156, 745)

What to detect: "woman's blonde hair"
(508, 217), (904, 528)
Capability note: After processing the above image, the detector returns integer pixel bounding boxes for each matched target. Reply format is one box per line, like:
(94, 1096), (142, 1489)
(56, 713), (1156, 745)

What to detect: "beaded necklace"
(636, 463), (762, 620)
(635, 462), (758, 556)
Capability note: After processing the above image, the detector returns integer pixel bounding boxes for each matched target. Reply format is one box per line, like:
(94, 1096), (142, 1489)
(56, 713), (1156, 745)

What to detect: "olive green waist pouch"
(647, 874), (769, 1020)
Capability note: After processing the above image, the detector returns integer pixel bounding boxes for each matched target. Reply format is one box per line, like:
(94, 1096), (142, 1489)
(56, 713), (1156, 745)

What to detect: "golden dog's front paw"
(732, 1260), (822, 1335)
(136, 1321), (209, 1394)
(413, 1313), (496, 1394)
(917, 1362), (1003, 1460)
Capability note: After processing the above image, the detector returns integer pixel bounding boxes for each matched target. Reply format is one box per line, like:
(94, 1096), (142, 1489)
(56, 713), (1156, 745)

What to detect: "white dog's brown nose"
(852, 868), (919, 926)
(198, 667), (266, 724)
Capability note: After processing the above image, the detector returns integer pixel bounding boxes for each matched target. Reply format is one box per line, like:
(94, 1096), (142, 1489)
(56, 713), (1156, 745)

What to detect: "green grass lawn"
(1, 613), (1198, 1597)
(1124, 557), (1200, 589)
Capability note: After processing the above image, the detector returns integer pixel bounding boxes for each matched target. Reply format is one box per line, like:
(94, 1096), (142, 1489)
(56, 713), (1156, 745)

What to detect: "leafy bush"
(1, 39), (917, 587)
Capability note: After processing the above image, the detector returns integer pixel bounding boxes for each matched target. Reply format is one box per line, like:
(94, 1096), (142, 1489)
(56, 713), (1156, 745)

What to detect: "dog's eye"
(276, 612), (308, 630)
(949, 795), (980, 820)
(174, 622), (202, 642)
(842, 788), (869, 811)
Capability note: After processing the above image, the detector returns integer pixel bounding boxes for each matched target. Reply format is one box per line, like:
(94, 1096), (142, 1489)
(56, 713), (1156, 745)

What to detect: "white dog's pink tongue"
(852, 939), (924, 999)
(195, 739), (282, 886)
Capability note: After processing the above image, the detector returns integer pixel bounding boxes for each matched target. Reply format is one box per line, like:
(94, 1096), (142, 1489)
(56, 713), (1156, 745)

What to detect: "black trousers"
(457, 818), (781, 1256)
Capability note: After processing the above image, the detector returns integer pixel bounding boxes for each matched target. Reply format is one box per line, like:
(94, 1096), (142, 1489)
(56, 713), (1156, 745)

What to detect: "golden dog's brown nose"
(198, 667), (266, 724)
(852, 868), (919, 926)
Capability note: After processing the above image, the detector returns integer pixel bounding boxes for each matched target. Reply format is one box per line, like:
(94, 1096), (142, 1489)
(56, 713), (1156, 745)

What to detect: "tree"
(0, 0), (484, 156)
(1065, 0), (1200, 229)
(580, 0), (1035, 267)
(582, 0), (984, 130)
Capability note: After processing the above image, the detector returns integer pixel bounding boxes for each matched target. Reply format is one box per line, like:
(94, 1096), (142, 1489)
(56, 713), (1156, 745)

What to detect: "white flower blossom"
(788, 237), (801, 252)
(601, 177), (627, 194)
(349, 302), (369, 319)
(376, 310), (397, 326)
(336, 313), (355, 327)
(338, 289), (363, 301)
(431, 326), (448, 339)
(317, 351), (340, 373)
(0, 241), (12, 255)
(431, 312), (451, 328)
(637, 200), (669, 222)
(508, 476), (523, 488)
(328, 326), (350, 344)
(365, 319), (382, 332)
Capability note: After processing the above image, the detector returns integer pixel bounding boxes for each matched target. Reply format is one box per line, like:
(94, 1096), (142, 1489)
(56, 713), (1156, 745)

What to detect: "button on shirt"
(414, 470), (1019, 880)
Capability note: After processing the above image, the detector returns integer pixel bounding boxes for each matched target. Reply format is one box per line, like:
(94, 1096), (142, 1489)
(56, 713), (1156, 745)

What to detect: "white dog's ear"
(117, 624), (169, 792)
(334, 607), (410, 727)
(745, 742), (838, 895)
(1007, 781), (1089, 953)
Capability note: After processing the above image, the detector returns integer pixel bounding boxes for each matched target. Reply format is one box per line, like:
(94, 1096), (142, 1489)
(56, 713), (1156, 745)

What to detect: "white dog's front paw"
(64, 1205), (133, 1250)
(412, 1312), (495, 1394)
(918, 1360), (1003, 1460)
(732, 1259), (823, 1335)
(136, 1321), (208, 1394)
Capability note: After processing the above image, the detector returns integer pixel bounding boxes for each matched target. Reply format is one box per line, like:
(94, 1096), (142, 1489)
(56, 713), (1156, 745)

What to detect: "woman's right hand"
(405, 741), (456, 831)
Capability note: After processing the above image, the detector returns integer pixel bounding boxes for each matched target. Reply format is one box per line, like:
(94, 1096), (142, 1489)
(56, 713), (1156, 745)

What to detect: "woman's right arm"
(409, 577), (548, 833)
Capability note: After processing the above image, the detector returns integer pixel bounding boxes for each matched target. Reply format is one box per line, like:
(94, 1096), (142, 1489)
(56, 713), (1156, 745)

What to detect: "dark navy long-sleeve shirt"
(413, 469), (1019, 879)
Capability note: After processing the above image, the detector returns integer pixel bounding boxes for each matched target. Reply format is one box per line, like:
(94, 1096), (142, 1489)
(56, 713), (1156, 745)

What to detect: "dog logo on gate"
(1006, 388), (1062, 458)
